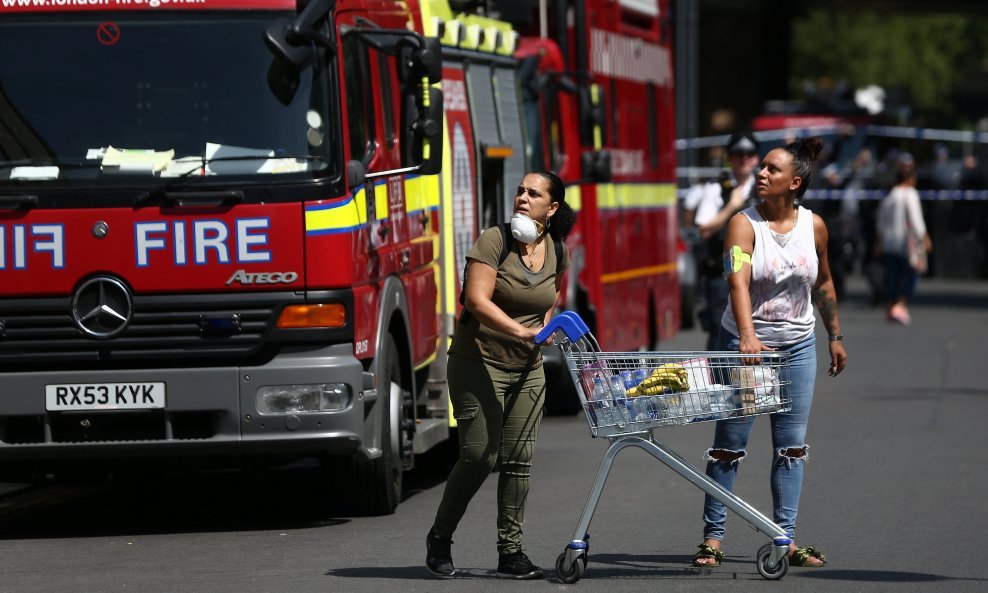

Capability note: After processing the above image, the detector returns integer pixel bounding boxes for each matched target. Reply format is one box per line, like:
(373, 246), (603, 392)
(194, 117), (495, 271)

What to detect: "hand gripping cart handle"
(536, 312), (795, 582)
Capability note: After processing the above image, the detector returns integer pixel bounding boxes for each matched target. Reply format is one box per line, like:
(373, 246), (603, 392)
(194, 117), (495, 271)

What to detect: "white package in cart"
(730, 367), (780, 414)
(681, 357), (714, 392)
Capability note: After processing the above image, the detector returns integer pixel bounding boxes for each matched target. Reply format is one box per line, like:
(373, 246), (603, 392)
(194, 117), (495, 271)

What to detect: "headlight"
(256, 383), (351, 414)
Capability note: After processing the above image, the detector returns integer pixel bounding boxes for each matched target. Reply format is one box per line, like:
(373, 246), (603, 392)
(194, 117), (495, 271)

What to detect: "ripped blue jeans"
(701, 328), (817, 541)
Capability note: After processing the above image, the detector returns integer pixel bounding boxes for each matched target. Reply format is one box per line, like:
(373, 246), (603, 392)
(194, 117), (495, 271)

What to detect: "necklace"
(760, 204), (797, 248)
(521, 239), (542, 269)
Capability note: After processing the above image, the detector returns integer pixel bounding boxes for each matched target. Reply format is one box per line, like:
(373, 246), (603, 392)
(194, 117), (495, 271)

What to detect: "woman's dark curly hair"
(533, 169), (577, 240)
(780, 137), (824, 198)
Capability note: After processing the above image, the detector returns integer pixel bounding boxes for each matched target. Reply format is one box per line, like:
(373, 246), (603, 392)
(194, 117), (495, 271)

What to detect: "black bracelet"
(828, 334), (843, 341)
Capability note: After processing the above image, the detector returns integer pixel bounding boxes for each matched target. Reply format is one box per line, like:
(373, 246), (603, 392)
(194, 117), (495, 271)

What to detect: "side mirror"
(581, 150), (611, 182)
(263, 0), (334, 68)
(267, 56), (302, 105)
(398, 36), (442, 84)
(346, 160), (367, 189)
(417, 37), (442, 84)
(414, 87), (443, 175)
(264, 18), (317, 69)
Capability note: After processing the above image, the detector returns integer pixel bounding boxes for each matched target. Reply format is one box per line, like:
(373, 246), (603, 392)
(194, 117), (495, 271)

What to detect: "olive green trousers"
(432, 353), (546, 555)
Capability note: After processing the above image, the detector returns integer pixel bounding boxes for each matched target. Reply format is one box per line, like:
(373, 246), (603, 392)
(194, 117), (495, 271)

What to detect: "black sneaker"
(496, 551), (544, 580)
(426, 528), (455, 577)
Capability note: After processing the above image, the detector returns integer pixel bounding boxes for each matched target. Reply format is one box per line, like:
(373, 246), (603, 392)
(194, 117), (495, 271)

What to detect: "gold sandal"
(789, 546), (826, 567)
(692, 544), (725, 567)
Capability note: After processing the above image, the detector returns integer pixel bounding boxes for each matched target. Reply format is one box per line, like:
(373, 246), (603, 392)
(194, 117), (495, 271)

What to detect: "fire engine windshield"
(0, 13), (335, 186)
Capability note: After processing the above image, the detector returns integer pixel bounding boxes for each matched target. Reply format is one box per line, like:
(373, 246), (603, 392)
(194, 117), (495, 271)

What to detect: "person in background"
(691, 137), (847, 569)
(426, 170), (576, 580)
(682, 131), (760, 349)
(875, 154), (932, 325)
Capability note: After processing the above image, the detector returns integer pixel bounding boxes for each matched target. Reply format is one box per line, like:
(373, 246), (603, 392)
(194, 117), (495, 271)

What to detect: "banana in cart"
(627, 363), (689, 396)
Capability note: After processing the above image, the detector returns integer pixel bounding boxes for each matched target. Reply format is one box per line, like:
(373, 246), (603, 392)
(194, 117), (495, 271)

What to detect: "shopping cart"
(535, 312), (796, 582)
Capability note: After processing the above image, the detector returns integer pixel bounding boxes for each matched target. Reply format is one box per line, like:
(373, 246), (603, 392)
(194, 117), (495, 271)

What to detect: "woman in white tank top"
(691, 138), (848, 570)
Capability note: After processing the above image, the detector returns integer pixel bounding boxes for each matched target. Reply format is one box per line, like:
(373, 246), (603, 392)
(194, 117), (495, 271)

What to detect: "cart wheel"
(556, 552), (586, 584)
(755, 543), (789, 580)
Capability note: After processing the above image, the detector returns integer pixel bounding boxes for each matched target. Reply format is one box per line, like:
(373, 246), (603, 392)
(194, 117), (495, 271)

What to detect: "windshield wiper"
(0, 194), (39, 211)
(135, 155), (327, 207)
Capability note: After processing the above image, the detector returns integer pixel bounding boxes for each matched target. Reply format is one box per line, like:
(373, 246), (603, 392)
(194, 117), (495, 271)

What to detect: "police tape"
(676, 188), (988, 201)
(675, 124), (988, 150)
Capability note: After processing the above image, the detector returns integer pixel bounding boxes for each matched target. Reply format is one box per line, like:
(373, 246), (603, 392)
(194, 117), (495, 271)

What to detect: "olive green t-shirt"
(448, 227), (570, 371)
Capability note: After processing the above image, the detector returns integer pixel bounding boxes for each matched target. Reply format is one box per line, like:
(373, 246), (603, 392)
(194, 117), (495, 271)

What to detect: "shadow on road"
(0, 445), (456, 540)
(326, 566), (491, 580)
(800, 569), (988, 583)
(0, 466), (356, 539)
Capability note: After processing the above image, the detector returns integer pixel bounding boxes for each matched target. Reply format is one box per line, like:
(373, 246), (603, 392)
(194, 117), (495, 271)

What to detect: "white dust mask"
(510, 213), (543, 244)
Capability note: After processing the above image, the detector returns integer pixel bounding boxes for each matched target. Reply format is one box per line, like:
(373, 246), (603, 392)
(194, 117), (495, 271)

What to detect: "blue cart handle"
(534, 311), (590, 344)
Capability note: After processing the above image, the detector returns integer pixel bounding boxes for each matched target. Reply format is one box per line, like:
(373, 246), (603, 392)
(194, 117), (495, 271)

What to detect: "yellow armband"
(723, 245), (751, 275)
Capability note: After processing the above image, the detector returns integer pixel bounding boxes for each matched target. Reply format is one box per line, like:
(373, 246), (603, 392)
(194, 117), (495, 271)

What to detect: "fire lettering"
(0, 223), (65, 270)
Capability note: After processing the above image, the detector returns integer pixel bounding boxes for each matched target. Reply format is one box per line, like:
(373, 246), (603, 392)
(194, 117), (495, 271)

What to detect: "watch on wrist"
(828, 334), (843, 341)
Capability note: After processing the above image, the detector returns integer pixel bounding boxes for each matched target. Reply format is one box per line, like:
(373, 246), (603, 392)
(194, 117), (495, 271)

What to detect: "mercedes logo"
(71, 276), (133, 339)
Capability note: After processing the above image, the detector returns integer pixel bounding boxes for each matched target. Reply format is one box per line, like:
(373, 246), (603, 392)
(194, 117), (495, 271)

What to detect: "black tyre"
(756, 543), (789, 580)
(350, 333), (407, 515)
(555, 552), (586, 584)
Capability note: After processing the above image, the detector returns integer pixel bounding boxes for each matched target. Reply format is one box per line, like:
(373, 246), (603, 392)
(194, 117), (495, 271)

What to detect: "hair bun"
(799, 137), (824, 163)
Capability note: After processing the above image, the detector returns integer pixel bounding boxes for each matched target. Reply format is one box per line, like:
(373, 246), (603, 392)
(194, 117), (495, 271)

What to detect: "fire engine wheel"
(351, 333), (407, 515)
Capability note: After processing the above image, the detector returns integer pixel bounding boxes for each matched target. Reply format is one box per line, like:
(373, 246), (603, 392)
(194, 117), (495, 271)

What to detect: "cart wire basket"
(535, 312), (796, 582)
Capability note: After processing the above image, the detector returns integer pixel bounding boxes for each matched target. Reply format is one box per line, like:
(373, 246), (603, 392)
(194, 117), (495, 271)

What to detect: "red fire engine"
(418, 0), (679, 411)
(515, 0), (680, 352)
(429, 0), (678, 348)
(0, 0), (445, 515)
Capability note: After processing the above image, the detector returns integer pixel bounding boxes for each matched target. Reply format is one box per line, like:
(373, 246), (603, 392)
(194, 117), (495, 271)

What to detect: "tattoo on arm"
(813, 287), (837, 327)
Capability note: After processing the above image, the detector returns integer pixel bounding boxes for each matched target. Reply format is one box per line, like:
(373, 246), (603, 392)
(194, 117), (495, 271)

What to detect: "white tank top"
(721, 205), (818, 347)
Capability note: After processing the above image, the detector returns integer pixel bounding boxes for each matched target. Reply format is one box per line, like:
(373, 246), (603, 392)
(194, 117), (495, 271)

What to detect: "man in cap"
(682, 131), (760, 349)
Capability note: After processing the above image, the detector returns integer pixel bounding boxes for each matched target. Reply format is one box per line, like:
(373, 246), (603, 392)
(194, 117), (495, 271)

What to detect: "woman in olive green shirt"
(426, 171), (576, 579)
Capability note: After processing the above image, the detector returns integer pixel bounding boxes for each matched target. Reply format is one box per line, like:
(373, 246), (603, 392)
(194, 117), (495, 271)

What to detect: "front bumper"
(0, 344), (365, 462)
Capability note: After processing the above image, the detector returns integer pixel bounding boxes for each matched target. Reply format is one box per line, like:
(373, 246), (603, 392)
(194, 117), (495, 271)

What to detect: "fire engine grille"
(0, 292), (297, 368)
(0, 411), (217, 444)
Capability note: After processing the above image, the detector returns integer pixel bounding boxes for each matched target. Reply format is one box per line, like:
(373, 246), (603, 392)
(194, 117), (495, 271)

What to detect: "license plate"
(45, 382), (166, 411)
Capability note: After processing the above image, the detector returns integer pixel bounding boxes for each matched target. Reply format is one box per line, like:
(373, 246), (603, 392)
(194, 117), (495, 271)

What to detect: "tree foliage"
(791, 10), (988, 121)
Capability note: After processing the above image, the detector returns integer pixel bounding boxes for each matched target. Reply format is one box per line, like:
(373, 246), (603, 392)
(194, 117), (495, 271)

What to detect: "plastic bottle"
(633, 367), (649, 388)
(620, 369), (636, 390)
(608, 374), (631, 424)
(631, 395), (656, 423)
(590, 377), (615, 426)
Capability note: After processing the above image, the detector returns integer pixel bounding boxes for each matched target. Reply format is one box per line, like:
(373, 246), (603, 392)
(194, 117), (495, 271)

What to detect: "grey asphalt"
(0, 274), (986, 593)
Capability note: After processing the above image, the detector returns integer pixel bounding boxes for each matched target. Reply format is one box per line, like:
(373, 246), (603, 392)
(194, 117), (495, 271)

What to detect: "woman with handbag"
(876, 154), (932, 325)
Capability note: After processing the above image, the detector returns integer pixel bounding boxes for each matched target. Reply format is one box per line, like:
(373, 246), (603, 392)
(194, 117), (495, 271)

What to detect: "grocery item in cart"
(626, 363), (689, 396)
(730, 367), (781, 415)
(681, 357), (714, 391)
(588, 376), (621, 427)
(706, 385), (735, 419)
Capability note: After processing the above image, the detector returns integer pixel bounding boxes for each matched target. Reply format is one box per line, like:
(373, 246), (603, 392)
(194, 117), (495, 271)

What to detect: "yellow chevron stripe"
(567, 185), (582, 211)
(305, 187), (368, 233)
(374, 182), (389, 220)
(596, 182), (677, 209)
(600, 262), (677, 284)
